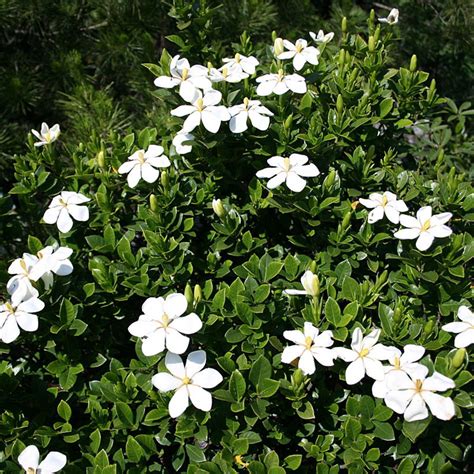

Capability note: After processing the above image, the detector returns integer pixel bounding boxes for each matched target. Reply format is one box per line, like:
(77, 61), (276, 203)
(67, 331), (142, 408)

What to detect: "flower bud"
(271, 30), (277, 42)
(324, 169), (336, 189)
(309, 261), (317, 273)
(194, 284), (202, 304)
(409, 55), (417, 72)
(336, 94), (344, 114)
(212, 198), (226, 218)
(78, 142), (84, 152)
(96, 150), (106, 169)
(292, 368), (305, 387)
(160, 170), (169, 188)
(341, 210), (352, 230)
(368, 36), (375, 53)
(149, 194), (159, 212)
(423, 319), (435, 335)
(393, 306), (402, 324)
(338, 49), (345, 67)
(341, 16), (347, 33)
(302, 271), (320, 297)
(369, 9), (375, 27)
(374, 25), (381, 43)
(429, 79), (436, 94)
(451, 348), (466, 369)
(184, 283), (193, 306)
(284, 114), (293, 130)
(273, 37), (284, 57)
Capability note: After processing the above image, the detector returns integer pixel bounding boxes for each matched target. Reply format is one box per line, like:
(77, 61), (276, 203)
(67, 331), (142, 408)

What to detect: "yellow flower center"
(421, 219), (431, 232)
(44, 131), (52, 142)
(359, 348), (370, 358)
(277, 69), (284, 82)
(161, 313), (170, 328)
(5, 302), (14, 314)
(20, 259), (28, 274)
(393, 357), (401, 369)
(181, 68), (189, 81)
(137, 150), (146, 164)
(234, 53), (241, 63)
(304, 336), (313, 350)
(415, 379), (423, 393)
(295, 42), (304, 53)
(282, 157), (291, 172)
(381, 195), (388, 207)
(243, 97), (250, 109)
(58, 198), (67, 208)
(196, 97), (204, 111)
(27, 468), (36, 474)
(222, 66), (229, 78)
(182, 376), (191, 385)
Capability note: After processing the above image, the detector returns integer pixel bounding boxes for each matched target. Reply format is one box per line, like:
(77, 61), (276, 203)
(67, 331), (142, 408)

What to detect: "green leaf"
(90, 429), (102, 454)
(325, 297), (341, 325)
(57, 400), (72, 422)
(229, 370), (246, 402)
(186, 444), (206, 463)
(115, 402), (134, 427)
(258, 378), (280, 398)
(249, 355), (272, 388)
(284, 454), (302, 470)
(379, 98), (394, 118)
(126, 436), (143, 463)
(117, 236), (135, 265)
(397, 458), (414, 474)
(439, 439), (462, 461)
(373, 421), (395, 441)
(233, 438), (249, 455)
(402, 417), (430, 442)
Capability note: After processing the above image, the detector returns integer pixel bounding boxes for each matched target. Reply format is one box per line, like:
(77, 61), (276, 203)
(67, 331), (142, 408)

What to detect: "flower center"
(181, 68), (189, 81)
(381, 195), (388, 207)
(161, 313), (170, 328)
(222, 66), (229, 78)
(359, 348), (370, 358)
(243, 97), (250, 109)
(137, 150), (146, 164)
(182, 376), (191, 385)
(282, 157), (291, 172)
(44, 131), (52, 142)
(235, 53), (241, 63)
(196, 97), (204, 112)
(277, 69), (284, 82)
(295, 42), (304, 53)
(27, 468), (36, 474)
(58, 198), (68, 208)
(304, 336), (313, 350)
(20, 259), (28, 274)
(5, 302), (15, 314)
(393, 356), (401, 369)
(415, 379), (423, 392)
(421, 219), (431, 232)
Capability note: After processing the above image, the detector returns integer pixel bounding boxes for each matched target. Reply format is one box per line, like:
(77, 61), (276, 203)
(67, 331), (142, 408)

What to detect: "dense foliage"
(0, 1), (473, 473)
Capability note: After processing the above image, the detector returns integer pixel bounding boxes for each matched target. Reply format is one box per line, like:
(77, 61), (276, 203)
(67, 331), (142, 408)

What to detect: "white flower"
(442, 306), (474, 348)
(256, 154), (320, 192)
(281, 322), (335, 375)
(277, 39), (320, 71)
(359, 191), (408, 224)
(283, 270), (319, 297)
(379, 8), (399, 25)
(385, 368), (456, 422)
(209, 63), (249, 83)
(7, 255), (40, 306)
(172, 131), (194, 155)
(223, 53), (259, 74)
(336, 328), (396, 385)
(31, 123), (60, 147)
(42, 191), (90, 233)
(372, 344), (425, 398)
(394, 206), (452, 251)
(256, 70), (306, 96)
(212, 198), (226, 218)
(118, 145), (171, 188)
(29, 246), (74, 289)
(0, 296), (44, 344)
(171, 90), (230, 134)
(128, 293), (202, 356)
(154, 55), (211, 102)
(18, 445), (67, 473)
(309, 30), (334, 44)
(152, 350), (223, 418)
(228, 98), (273, 133)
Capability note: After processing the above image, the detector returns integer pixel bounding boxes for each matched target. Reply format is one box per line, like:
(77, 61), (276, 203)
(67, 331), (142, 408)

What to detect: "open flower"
(154, 55), (211, 102)
(223, 53), (259, 74)
(228, 98), (273, 133)
(209, 64), (249, 83)
(256, 70), (306, 96)
(336, 328), (396, 385)
(171, 90), (230, 133)
(283, 270), (319, 297)
(281, 322), (335, 375)
(359, 191), (408, 224)
(128, 293), (202, 356)
(42, 191), (90, 233)
(29, 246), (74, 289)
(256, 154), (319, 192)
(152, 350), (223, 418)
(277, 39), (320, 71)
(118, 145), (171, 188)
(18, 445), (67, 473)
(31, 123), (60, 147)
(310, 30), (334, 43)
(394, 206), (452, 251)
(172, 130), (194, 155)
(0, 296), (44, 344)
(372, 344), (425, 398)
(7, 255), (40, 306)
(442, 306), (474, 348)
(379, 8), (399, 25)
(385, 369), (456, 422)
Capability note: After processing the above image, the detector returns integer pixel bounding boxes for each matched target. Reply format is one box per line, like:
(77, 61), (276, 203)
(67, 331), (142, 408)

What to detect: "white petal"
(281, 344), (305, 364)
(128, 320), (156, 338)
(293, 53), (307, 71)
(345, 358), (365, 385)
(165, 352), (186, 378)
(429, 225), (452, 238)
(201, 110), (221, 133)
(56, 210), (74, 233)
(256, 167), (279, 179)
(422, 372), (455, 392)
(400, 345), (425, 364)
(404, 394), (429, 421)
(422, 392), (455, 420)
(335, 347), (358, 362)
(68, 204), (89, 222)
(43, 207), (61, 225)
(165, 329), (190, 355)
(351, 327), (363, 351)
(292, 163), (319, 177)
(384, 205), (400, 224)
(168, 386), (189, 418)
(299, 350), (316, 375)
(38, 451), (67, 472)
(283, 329), (306, 345)
(182, 111), (202, 132)
(256, 80), (277, 96)
(1, 316), (20, 343)
(442, 322), (470, 334)
(399, 214), (420, 228)
(15, 312), (39, 332)
(229, 112), (248, 133)
(18, 445), (40, 470)
(169, 313), (202, 335)
(416, 232), (435, 251)
(171, 105), (196, 117)
(188, 385), (212, 411)
(152, 373), (182, 392)
(248, 110), (270, 130)
(416, 206), (432, 224)
(432, 212), (452, 225)
(283, 289), (308, 295)
(286, 172), (306, 192)
(144, 144), (164, 158)
(164, 293), (188, 318)
(185, 350), (207, 378)
(368, 206), (384, 223)
(191, 368), (223, 388)
(127, 165), (142, 188)
(394, 228), (420, 240)
(372, 379), (388, 398)
(18, 297), (45, 313)
(370, 343), (396, 361)
(454, 329), (474, 348)
(385, 390), (414, 414)
(359, 198), (378, 209)
(364, 357), (385, 380)
(141, 331), (166, 356)
(312, 348), (335, 366)
(267, 172), (287, 189)
(118, 160), (136, 175)
(179, 80), (199, 102)
(458, 306), (474, 323)
(154, 76), (180, 88)
(141, 163), (160, 183)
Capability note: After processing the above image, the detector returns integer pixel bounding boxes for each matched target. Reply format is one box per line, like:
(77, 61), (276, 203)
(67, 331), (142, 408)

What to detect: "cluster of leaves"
(0, 4), (473, 474)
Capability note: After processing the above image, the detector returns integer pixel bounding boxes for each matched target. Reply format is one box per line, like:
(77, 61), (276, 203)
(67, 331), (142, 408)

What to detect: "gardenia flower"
(359, 191), (408, 224)
(256, 70), (306, 96)
(7, 255), (40, 306)
(172, 131), (194, 155)
(154, 55), (211, 102)
(385, 368), (456, 422)
(18, 445), (67, 473)
(393, 206), (452, 251)
(171, 90), (230, 134)
(128, 293), (202, 356)
(277, 39), (320, 71)
(256, 154), (320, 192)
(281, 322), (335, 375)
(442, 306), (474, 348)
(222, 53), (259, 74)
(379, 8), (399, 25)
(209, 64), (249, 83)
(29, 246), (74, 289)
(372, 344), (425, 398)
(152, 350), (223, 418)
(228, 98), (273, 133)
(0, 296), (44, 344)
(309, 30), (334, 43)
(283, 270), (319, 297)
(336, 328), (396, 385)
(31, 122), (60, 147)
(118, 145), (171, 188)
(42, 191), (90, 233)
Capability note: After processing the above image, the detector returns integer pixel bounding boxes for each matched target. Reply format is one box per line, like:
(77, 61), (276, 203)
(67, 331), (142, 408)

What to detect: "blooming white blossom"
(29, 246), (74, 289)
(309, 30), (334, 44)
(42, 191), (90, 233)
(379, 8), (399, 25)
(336, 328), (396, 385)
(18, 445), (67, 473)
(171, 90), (230, 134)
(118, 145), (171, 188)
(0, 296), (44, 344)
(209, 64), (249, 83)
(256, 70), (306, 96)
(154, 55), (211, 102)
(7, 255), (40, 306)
(128, 293), (202, 356)
(394, 206), (452, 251)
(172, 130), (194, 155)
(222, 53), (259, 74)
(228, 98), (273, 133)
(281, 322), (335, 375)
(359, 191), (408, 224)
(372, 344), (425, 398)
(442, 306), (474, 348)
(385, 368), (456, 422)
(277, 39), (320, 71)
(283, 270), (319, 297)
(152, 350), (223, 418)
(31, 123), (60, 147)
(256, 154), (320, 192)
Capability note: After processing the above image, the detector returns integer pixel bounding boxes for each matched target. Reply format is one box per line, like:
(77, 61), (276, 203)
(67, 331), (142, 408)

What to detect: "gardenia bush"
(0, 10), (472, 474)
